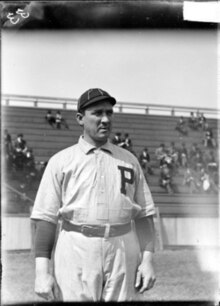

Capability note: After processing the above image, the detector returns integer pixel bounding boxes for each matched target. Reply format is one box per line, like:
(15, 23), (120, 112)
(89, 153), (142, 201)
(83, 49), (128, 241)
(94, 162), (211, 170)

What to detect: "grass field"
(1, 248), (219, 305)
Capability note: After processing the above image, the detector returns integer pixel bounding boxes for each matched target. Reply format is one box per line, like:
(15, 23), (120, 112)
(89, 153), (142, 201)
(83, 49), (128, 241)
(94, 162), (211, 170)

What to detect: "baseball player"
(31, 88), (156, 302)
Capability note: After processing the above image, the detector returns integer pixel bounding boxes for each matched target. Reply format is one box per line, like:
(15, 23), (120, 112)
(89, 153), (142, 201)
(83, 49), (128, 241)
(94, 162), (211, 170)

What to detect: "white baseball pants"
(54, 228), (142, 301)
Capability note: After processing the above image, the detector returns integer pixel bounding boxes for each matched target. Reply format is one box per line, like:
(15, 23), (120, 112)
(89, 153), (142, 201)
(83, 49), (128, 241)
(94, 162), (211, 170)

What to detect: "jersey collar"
(78, 135), (113, 155)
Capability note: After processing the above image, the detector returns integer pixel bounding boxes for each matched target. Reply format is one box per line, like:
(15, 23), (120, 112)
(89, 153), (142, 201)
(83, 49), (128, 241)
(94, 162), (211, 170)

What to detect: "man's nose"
(101, 113), (111, 123)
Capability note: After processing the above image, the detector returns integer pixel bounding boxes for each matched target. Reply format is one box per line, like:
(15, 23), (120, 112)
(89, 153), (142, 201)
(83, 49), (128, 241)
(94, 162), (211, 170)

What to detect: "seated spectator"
(38, 161), (48, 179)
(111, 132), (123, 146)
(121, 133), (133, 151)
(203, 127), (216, 149)
(159, 164), (175, 194)
(139, 147), (154, 176)
(24, 148), (36, 172)
(55, 111), (69, 129)
(191, 151), (204, 172)
(45, 110), (56, 128)
(167, 142), (179, 173)
(204, 149), (218, 174)
(4, 129), (13, 154)
(13, 133), (28, 170)
(203, 122), (210, 132)
(4, 129), (13, 172)
(198, 167), (218, 194)
(197, 112), (207, 130)
(189, 143), (201, 160)
(188, 112), (198, 130)
(178, 142), (188, 168)
(21, 148), (37, 189)
(175, 116), (188, 137)
(183, 167), (198, 194)
(155, 143), (167, 167)
(56, 110), (62, 129)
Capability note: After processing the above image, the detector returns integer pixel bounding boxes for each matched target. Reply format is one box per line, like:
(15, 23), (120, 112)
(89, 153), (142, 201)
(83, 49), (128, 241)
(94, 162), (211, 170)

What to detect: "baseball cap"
(77, 88), (116, 112)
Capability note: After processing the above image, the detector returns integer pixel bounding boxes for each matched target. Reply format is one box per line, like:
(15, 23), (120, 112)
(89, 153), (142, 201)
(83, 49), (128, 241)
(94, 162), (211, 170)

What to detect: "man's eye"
(95, 111), (102, 116)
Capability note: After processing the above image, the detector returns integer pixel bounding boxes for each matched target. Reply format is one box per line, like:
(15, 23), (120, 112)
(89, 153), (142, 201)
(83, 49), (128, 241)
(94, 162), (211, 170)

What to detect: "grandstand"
(2, 95), (219, 250)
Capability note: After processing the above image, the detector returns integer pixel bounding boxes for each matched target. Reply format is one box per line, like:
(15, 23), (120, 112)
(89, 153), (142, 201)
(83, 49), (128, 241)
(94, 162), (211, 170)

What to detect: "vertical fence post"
(145, 107), (149, 114)
(119, 104), (123, 113)
(34, 100), (38, 107)
(155, 207), (163, 251)
(63, 102), (67, 109)
(171, 108), (175, 116)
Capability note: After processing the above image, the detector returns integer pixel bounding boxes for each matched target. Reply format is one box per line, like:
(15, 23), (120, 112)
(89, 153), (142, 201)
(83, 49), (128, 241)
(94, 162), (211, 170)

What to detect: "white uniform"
(31, 136), (155, 301)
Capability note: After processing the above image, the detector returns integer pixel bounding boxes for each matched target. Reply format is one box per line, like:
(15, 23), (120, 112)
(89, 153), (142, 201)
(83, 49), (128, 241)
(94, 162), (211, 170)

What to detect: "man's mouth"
(99, 126), (109, 131)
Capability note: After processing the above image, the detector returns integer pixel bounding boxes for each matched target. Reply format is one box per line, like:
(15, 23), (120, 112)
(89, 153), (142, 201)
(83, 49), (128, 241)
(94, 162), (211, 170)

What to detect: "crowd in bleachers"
(45, 110), (69, 129)
(111, 111), (219, 195)
(175, 112), (217, 149)
(3, 129), (47, 191)
(4, 110), (219, 196)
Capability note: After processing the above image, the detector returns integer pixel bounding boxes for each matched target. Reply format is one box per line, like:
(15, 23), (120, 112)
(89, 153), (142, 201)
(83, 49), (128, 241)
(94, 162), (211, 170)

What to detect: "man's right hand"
(35, 273), (55, 301)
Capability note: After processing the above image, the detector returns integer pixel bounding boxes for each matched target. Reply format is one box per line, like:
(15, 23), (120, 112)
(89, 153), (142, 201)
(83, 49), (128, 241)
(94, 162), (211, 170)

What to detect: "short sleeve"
(30, 156), (63, 224)
(134, 159), (155, 219)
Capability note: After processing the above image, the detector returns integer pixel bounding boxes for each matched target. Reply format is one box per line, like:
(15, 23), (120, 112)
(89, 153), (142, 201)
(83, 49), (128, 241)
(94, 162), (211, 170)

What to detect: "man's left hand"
(135, 252), (156, 293)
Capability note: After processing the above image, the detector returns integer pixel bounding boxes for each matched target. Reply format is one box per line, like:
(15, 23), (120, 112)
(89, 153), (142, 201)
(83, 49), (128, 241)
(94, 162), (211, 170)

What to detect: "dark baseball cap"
(77, 88), (116, 112)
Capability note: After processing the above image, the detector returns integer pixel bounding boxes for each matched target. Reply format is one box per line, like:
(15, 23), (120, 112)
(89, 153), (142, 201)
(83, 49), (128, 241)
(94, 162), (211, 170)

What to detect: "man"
(139, 147), (154, 176)
(31, 88), (156, 302)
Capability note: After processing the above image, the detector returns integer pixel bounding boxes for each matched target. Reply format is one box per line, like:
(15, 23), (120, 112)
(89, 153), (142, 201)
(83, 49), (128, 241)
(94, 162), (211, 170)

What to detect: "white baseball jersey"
(31, 136), (155, 225)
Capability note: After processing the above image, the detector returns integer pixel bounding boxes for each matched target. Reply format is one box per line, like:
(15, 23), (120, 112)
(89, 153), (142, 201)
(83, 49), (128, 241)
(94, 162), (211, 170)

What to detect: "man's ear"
(76, 112), (84, 126)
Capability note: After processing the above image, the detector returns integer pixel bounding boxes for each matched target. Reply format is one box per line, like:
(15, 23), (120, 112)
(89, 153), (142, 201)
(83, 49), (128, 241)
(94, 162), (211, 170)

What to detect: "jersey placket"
(95, 149), (109, 221)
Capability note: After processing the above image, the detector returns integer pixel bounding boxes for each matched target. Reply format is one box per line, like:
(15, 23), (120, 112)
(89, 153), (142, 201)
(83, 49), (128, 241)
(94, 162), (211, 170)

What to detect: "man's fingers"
(139, 276), (156, 293)
(35, 274), (55, 301)
(135, 270), (141, 288)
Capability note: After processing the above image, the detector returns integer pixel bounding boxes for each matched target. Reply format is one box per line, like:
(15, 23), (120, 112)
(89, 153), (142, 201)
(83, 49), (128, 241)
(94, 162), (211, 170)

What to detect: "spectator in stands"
(4, 129), (13, 172)
(167, 142), (179, 174)
(155, 143), (167, 167)
(111, 132), (123, 146)
(55, 111), (62, 129)
(24, 148), (36, 172)
(4, 129), (13, 154)
(38, 161), (48, 179)
(183, 167), (198, 194)
(45, 110), (56, 128)
(178, 142), (188, 168)
(13, 133), (28, 170)
(203, 122), (210, 132)
(197, 112), (206, 130)
(203, 126), (216, 149)
(175, 116), (188, 137)
(159, 164), (175, 194)
(198, 167), (218, 194)
(204, 149), (218, 174)
(55, 111), (69, 129)
(23, 148), (37, 189)
(189, 143), (201, 160)
(121, 133), (133, 151)
(188, 112), (198, 130)
(139, 147), (154, 176)
(191, 150), (204, 172)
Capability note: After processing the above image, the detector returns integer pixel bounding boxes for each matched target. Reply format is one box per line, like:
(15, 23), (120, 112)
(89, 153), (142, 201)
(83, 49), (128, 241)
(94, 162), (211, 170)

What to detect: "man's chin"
(96, 134), (109, 143)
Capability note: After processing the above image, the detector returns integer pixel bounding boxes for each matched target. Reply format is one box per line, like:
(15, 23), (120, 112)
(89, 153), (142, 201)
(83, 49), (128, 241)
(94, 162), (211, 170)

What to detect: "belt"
(62, 220), (132, 238)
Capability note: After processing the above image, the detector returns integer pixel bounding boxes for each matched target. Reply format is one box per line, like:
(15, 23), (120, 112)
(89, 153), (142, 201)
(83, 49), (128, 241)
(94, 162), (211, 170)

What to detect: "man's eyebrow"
(92, 108), (113, 112)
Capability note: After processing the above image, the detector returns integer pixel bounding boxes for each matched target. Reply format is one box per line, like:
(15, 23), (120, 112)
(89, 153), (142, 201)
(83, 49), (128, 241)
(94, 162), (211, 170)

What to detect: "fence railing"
(4, 183), (34, 205)
(2, 93), (220, 118)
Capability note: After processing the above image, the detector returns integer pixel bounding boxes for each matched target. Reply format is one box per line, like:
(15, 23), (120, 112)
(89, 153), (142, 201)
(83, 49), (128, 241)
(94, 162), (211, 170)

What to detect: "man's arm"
(134, 215), (156, 293)
(34, 220), (57, 300)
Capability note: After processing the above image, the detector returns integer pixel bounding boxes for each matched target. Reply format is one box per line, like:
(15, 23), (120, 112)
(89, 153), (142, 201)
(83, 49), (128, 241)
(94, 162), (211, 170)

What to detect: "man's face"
(77, 101), (113, 146)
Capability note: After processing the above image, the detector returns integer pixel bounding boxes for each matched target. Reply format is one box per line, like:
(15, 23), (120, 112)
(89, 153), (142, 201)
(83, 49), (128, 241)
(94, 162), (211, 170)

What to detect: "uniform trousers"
(54, 228), (142, 301)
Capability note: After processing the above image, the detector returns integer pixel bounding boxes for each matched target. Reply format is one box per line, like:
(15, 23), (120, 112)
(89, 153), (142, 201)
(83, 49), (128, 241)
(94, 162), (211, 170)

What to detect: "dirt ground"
(1, 248), (219, 305)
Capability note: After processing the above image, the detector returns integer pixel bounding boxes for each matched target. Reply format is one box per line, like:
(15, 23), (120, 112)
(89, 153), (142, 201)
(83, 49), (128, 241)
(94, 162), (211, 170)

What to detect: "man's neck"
(82, 135), (108, 148)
